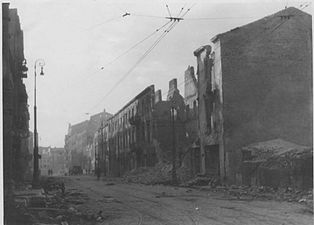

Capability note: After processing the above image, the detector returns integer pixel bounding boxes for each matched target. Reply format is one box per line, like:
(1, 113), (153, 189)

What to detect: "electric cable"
(166, 4), (172, 17)
(99, 20), (173, 70)
(184, 16), (255, 20)
(85, 16), (125, 30)
(88, 21), (178, 112)
(176, 3), (186, 17)
(87, 4), (194, 113)
(74, 21), (173, 89)
(131, 14), (165, 19)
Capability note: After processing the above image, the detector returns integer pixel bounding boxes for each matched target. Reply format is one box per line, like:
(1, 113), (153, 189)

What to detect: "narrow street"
(3, 3), (313, 225)
(63, 176), (312, 225)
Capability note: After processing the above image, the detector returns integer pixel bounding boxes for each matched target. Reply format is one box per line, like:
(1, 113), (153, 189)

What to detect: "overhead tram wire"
(89, 21), (181, 112)
(88, 2), (309, 113)
(180, 3), (196, 17)
(99, 20), (172, 70)
(166, 4), (172, 17)
(300, 3), (311, 10)
(130, 14), (255, 21)
(184, 16), (255, 21)
(77, 21), (172, 88)
(130, 14), (166, 19)
(176, 4), (186, 17)
(161, 4), (305, 100)
(88, 21), (178, 112)
(85, 13), (130, 30)
(87, 5), (194, 113)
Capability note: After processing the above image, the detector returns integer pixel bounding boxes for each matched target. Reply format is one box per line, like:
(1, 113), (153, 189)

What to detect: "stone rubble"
(122, 164), (313, 213)
(11, 177), (105, 225)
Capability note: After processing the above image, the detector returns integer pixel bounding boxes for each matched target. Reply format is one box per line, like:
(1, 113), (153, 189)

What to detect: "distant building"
(191, 7), (312, 183)
(64, 110), (112, 172)
(38, 146), (66, 176)
(38, 147), (52, 176)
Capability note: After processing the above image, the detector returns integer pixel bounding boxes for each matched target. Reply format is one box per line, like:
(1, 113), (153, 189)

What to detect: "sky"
(8, 0), (311, 147)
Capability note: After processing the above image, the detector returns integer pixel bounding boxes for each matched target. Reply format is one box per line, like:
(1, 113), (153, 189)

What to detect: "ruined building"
(96, 79), (186, 177)
(3, 3), (30, 201)
(183, 66), (201, 175)
(190, 7), (312, 183)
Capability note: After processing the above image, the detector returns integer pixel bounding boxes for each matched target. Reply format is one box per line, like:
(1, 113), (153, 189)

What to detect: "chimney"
(167, 78), (178, 100)
(169, 78), (177, 90)
(155, 89), (162, 103)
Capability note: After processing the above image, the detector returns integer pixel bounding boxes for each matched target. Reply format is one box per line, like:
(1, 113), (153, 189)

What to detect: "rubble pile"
(195, 184), (313, 210)
(123, 163), (219, 186)
(11, 177), (103, 225)
(123, 163), (173, 184)
(241, 139), (313, 189)
(181, 175), (219, 187)
(176, 166), (194, 183)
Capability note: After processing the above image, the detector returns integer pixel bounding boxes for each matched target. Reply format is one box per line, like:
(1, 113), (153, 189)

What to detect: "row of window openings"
(108, 97), (152, 133)
(106, 123), (151, 150)
(109, 128), (137, 150)
(108, 107), (136, 133)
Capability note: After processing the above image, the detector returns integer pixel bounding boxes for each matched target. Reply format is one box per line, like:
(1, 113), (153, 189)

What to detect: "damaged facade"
(188, 7), (312, 184)
(3, 3), (30, 201)
(96, 79), (186, 177)
(62, 7), (311, 189)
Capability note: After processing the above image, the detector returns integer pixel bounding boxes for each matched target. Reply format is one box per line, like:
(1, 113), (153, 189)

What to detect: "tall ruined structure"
(192, 7), (312, 182)
(3, 3), (30, 219)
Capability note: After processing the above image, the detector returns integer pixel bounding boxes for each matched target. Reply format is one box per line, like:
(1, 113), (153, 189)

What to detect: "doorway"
(204, 144), (220, 176)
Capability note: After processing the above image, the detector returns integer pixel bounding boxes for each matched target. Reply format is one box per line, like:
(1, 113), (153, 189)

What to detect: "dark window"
(142, 123), (145, 140)
(147, 121), (150, 143)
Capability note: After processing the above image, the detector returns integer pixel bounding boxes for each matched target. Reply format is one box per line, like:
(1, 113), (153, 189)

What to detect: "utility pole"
(171, 107), (178, 184)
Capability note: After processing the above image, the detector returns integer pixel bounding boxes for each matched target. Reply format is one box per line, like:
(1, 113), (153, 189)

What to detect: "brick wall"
(217, 7), (312, 182)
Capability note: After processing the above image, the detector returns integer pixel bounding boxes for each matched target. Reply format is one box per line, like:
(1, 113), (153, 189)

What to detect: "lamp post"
(32, 59), (45, 188)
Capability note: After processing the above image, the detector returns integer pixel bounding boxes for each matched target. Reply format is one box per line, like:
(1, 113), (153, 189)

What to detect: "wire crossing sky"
(89, 4), (195, 112)
(10, 0), (312, 147)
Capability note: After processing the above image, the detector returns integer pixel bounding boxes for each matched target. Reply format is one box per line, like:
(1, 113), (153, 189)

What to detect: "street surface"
(63, 176), (313, 225)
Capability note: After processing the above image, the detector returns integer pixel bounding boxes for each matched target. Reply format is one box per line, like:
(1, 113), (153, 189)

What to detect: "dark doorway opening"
(191, 147), (201, 175)
(204, 144), (219, 176)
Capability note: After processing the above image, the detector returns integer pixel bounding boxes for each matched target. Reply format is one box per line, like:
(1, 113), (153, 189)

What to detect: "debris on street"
(123, 163), (173, 185)
(10, 177), (102, 225)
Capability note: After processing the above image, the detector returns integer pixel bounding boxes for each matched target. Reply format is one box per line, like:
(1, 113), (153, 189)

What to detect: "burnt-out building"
(154, 79), (186, 167)
(183, 66), (201, 175)
(192, 7), (312, 183)
(100, 80), (186, 177)
(103, 85), (155, 177)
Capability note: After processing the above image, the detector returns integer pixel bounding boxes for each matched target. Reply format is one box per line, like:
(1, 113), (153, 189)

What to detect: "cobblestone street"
(62, 176), (313, 225)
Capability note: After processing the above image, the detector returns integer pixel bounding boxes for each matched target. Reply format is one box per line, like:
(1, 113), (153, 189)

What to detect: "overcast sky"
(9, 0), (311, 147)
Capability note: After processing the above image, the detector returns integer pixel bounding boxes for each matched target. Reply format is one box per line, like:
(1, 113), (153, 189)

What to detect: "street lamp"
(32, 59), (45, 188)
